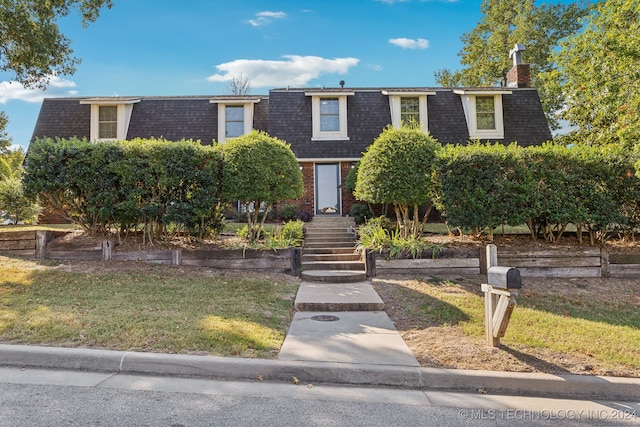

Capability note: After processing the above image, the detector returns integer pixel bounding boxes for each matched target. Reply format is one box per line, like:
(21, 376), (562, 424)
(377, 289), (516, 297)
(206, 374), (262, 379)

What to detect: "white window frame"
(305, 91), (354, 141)
(454, 90), (511, 139)
(382, 91), (435, 132)
(210, 98), (260, 143)
(80, 98), (140, 141)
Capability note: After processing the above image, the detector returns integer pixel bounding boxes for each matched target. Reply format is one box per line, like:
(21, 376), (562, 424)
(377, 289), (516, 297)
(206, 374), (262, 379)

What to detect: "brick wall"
(276, 162), (314, 218)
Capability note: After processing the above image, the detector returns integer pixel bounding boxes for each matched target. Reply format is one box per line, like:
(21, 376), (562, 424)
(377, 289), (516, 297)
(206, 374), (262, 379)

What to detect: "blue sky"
(1, 0), (491, 150)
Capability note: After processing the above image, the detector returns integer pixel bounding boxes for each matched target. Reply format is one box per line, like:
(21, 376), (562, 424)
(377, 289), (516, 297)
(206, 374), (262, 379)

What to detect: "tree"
(355, 126), (440, 239)
(434, 0), (587, 129)
(227, 73), (252, 95)
(220, 131), (303, 242)
(0, 0), (112, 149)
(0, 176), (41, 224)
(0, 112), (10, 153)
(0, 146), (24, 179)
(546, 0), (640, 145)
(0, 0), (112, 89)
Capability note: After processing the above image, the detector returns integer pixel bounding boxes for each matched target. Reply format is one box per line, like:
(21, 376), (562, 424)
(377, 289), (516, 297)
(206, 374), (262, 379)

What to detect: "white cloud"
(0, 76), (77, 104)
(389, 37), (430, 50)
(207, 55), (360, 87)
(248, 10), (287, 27)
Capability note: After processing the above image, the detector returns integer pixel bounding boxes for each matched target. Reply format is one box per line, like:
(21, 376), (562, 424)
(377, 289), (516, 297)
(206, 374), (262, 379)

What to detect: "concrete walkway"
(280, 280), (419, 367)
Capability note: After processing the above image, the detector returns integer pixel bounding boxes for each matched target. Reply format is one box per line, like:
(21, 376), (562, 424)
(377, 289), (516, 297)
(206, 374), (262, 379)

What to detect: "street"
(0, 367), (638, 426)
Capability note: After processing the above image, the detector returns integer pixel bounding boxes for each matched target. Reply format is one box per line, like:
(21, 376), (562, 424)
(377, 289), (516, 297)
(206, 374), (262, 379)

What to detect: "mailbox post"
(481, 244), (522, 347)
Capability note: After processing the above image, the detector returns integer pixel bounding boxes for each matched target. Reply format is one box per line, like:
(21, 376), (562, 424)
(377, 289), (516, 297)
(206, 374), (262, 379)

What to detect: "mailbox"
(487, 266), (522, 289)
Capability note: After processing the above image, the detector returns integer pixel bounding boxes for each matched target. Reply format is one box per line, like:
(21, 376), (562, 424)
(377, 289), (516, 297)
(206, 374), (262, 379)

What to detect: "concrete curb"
(1, 344), (639, 401)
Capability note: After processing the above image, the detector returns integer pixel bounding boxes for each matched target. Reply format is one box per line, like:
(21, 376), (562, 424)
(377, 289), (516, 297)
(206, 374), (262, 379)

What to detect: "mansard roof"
(30, 88), (551, 158)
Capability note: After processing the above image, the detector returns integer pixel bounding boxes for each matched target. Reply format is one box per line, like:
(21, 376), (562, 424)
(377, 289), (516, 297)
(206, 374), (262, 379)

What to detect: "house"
(30, 51), (551, 219)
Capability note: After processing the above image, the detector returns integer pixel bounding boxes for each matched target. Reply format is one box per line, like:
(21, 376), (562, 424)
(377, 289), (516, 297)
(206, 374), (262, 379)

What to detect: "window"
(320, 98), (340, 132)
(382, 91), (434, 131)
(80, 98), (140, 141)
(225, 105), (245, 138)
(98, 106), (118, 139)
(400, 97), (420, 126)
(454, 90), (510, 139)
(305, 91), (353, 141)
(475, 96), (496, 130)
(210, 97), (261, 143)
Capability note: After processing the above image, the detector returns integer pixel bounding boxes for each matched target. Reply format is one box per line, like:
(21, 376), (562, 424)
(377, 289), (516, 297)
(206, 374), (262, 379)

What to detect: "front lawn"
(374, 275), (640, 377)
(0, 256), (298, 357)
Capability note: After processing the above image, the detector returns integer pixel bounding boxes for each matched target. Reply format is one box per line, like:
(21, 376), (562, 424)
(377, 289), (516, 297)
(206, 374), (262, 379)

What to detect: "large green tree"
(0, 0), (112, 142)
(545, 0), (640, 145)
(435, 0), (586, 130)
(355, 126), (440, 239)
(0, 0), (112, 88)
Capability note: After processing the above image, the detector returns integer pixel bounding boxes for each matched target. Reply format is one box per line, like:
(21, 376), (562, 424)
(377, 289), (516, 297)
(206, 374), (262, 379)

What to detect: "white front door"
(315, 163), (341, 215)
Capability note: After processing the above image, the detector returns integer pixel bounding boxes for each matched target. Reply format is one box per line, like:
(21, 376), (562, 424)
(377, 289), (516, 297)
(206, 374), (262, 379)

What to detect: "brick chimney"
(506, 44), (531, 88)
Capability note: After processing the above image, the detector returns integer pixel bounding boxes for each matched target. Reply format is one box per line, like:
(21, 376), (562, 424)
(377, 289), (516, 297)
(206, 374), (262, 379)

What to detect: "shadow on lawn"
(499, 345), (573, 374)
(372, 277), (470, 329)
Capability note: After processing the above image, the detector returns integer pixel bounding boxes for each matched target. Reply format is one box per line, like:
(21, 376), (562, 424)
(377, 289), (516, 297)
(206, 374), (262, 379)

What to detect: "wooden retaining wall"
(496, 247), (604, 278)
(0, 231), (37, 257)
(375, 256), (481, 276)
(35, 232), (297, 274)
(4, 230), (640, 278)
(374, 246), (640, 278)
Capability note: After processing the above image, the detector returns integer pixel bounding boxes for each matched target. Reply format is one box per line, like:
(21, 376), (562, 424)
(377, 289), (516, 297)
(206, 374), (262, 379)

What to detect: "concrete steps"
(301, 216), (365, 284)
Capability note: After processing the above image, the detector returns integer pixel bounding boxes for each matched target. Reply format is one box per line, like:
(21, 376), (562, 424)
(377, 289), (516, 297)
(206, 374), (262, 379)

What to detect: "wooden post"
(482, 284), (501, 347)
(600, 247), (610, 278)
(102, 240), (115, 261)
(479, 247), (488, 274)
(35, 231), (51, 259)
(290, 248), (301, 276)
(172, 249), (182, 266)
(486, 244), (498, 268)
(365, 249), (376, 278)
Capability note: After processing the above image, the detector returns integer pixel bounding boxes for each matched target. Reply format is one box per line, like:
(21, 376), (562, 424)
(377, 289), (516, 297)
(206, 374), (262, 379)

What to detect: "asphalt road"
(0, 367), (638, 426)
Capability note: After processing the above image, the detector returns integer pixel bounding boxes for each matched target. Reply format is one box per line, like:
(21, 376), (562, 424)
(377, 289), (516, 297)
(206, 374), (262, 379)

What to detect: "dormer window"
(475, 96), (496, 130)
(80, 98), (140, 141)
(454, 90), (511, 139)
(210, 97), (261, 143)
(382, 90), (435, 132)
(98, 106), (117, 139)
(225, 105), (245, 139)
(320, 98), (340, 132)
(400, 97), (419, 125)
(305, 91), (354, 141)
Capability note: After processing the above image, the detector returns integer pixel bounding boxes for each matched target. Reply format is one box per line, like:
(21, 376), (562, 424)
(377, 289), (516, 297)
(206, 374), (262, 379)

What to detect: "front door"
(315, 163), (341, 215)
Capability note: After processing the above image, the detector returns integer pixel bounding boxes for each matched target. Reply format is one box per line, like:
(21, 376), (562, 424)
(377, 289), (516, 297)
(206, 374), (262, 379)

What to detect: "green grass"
(222, 222), (278, 235)
(0, 257), (298, 357)
(0, 224), (78, 232)
(383, 277), (640, 372)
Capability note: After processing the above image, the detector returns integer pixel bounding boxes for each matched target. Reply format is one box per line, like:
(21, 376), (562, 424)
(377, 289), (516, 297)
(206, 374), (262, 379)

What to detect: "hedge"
(435, 142), (640, 243)
(24, 137), (224, 241)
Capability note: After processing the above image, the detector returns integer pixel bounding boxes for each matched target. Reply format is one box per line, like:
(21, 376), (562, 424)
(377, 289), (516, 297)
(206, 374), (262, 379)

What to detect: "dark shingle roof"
(31, 96), (270, 145)
(30, 89), (551, 155)
(31, 98), (90, 141)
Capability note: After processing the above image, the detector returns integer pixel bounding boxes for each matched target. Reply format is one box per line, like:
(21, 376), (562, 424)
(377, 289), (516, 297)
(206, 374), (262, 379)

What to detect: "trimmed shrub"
(278, 204), (299, 221)
(349, 203), (371, 225)
(436, 142), (529, 239)
(355, 126), (440, 239)
(221, 131), (303, 242)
